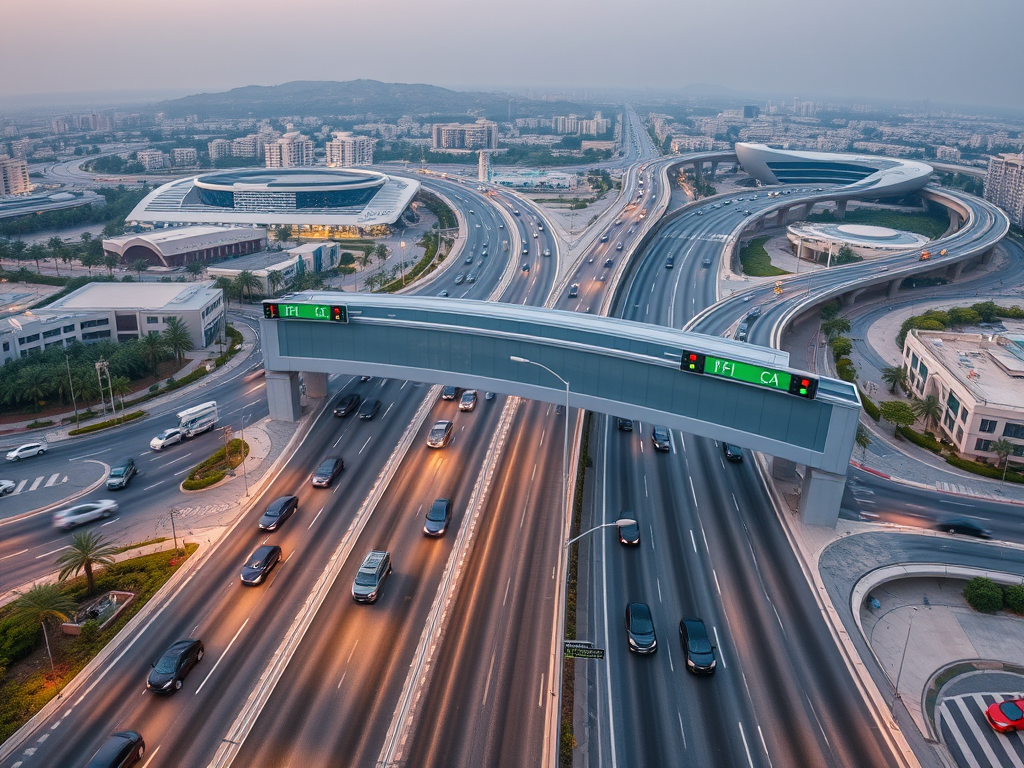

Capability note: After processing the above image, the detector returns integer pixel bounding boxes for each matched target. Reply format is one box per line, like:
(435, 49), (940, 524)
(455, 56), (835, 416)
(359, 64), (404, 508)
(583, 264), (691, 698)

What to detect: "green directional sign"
(681, 350), (818, 399)
(564, 645), (606, 659)
(263, 303), (347, 323)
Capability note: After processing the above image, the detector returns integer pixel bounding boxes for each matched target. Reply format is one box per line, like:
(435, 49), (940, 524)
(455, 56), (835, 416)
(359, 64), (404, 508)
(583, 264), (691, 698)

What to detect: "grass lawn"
(740, 236), (789, 277)
(809, 208), (950, 240)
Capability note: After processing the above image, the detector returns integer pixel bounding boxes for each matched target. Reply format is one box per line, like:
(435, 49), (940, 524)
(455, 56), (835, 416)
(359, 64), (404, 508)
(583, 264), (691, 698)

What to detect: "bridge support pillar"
(886, 278), (901, 299)
(946, 260), (966, 281)
(799, 467), (847, 527)
(773, 457), (798, 480)
(802, 202), (815, 219)
(835, 199), (847, 219)
(302, 371), (328, 399)
(266, 371), (301, 422)
(710, 161), (719, 179)
(980, 246), (995, 265)
(842, 288), (866, 308)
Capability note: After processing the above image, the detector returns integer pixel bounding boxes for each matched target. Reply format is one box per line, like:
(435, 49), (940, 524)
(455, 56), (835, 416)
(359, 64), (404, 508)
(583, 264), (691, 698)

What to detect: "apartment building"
(984, 153), (1024, 228)
(265, 131), (314, 167)
(208, 139), (231, 161)
(326, 132), (374, 167)
(172, 147), (198, 166)
(136, 150), (165, 171)
(431, 119), (498, 151)
(0, 156), (31, 196)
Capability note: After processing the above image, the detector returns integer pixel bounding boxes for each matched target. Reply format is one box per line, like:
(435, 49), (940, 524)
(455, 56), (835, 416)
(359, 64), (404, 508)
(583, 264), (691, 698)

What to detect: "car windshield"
(1000, 701), (1024, 720)
(158, 431), (174, 439)
(154, 654), (179, 674)
(630, 606), (653, 634)
(654, 428), (668, 439)
(427, 502), (447, 521)
(316, 460), (336, 475)
(430, 426), (447, 439)
(354, 569), (378, 587)
(109, 467), (126, 477)
(685, 626), (712, 653)
(621, 523), (639, 537)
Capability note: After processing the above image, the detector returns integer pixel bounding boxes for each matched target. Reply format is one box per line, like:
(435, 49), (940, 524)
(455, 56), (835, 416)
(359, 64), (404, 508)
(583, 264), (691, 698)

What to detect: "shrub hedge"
(1004, 584), (1024, 615)
(964, 577), (1004, 613)
(182, 438), (249, 491)
(896, 426), (944, 454)
(945, 454), (1024, 484)
(67, 410), (145, 436)
(859, 390), (880, 421)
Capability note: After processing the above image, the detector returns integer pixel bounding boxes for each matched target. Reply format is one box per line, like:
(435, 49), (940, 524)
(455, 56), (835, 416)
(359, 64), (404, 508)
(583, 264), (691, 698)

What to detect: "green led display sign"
(680, 350), (818, 399)
(263, 303), (348, 323)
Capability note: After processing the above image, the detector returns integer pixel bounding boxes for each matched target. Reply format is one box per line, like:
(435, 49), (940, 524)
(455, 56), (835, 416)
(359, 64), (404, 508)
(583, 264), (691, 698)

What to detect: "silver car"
(6, 442), (47, 461)
(53, 500), (118, 529)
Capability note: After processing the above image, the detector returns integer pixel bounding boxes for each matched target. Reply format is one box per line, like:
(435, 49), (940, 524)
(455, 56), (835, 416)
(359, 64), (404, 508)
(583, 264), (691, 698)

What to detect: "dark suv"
(106, 458), (137, 490)
(616, 417), (633, 432)
(333, 392), (361, 417)
(352, 550), (392, 603)
(147, 639), (204, 694)
(85, 731), (145, 768)
(441, 385), (459, 401)
(258, 495), (298, 531)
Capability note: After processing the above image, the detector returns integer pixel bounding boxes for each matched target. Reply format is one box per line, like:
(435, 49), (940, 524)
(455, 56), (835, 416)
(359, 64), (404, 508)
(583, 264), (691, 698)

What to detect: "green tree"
(855, 423), (871, 460)
(829, 336), (853, 361)
(277, 225), (293, 244)
(9, 239), (27, 268)
(233, 270), (262, 302)
(103, 254), (120, 276)
(80, 251), (102, 275)
(28, 243), (46, 273)
(185, 261), (204, 281)
(162, 317), (194, 363)
(140, 331), (169, 374)
(911, 395), (942, 431)
(266, 270), (284, 297)
(832, 245), (860, 266)
(56, 531), (118, 595)
(47, 237), (65, 276)
(963, 577), (1003, 613)
(373, 243), (390, 272)
(880, 364), (909, 394)
(17, 365), (49, 411)
(989, 438), (1016, 480)
(130, 259), (149, 280)
(948, 307), (981, 327)
(820, 316), (851, 341)
(879, 400), (916, 435)
(1005, 584), (1024, 615)
(971, 301), (1000, 323)
(109, 375), (131, 409)
(9, 583), (77, 677)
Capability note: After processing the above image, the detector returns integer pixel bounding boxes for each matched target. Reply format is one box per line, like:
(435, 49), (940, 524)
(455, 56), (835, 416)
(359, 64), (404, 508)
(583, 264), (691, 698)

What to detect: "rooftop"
(912, 326), (1024, 408)
(47, 281), (221, 312)
(207, 249), (298, 273)
(102, 226), (266, 257)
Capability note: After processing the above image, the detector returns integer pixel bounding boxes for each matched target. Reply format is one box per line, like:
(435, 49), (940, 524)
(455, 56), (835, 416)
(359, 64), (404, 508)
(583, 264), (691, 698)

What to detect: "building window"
(163, 316), (176, 324)
(42, 327), (61, 339)
(911, 352), (919, 371)
(44, 340), (63, 349)
(147, 316), (159, 324)
(944, 413), (955, 431)
(18, 334), (40, 345)
(63, 324), (75, 333)
(1003, 423), (1024, 440)
(959, 408), (968, 424)
(81, 330), (111, 341)
(975, 439), (993, 452)
(946, 392), (960, 419)
(956, 426), (964, 442)
(918, 363), (928, 381)
(80, 318), (109, 329)
(980, 419), (998, 433)
(2, 342), (8, 352)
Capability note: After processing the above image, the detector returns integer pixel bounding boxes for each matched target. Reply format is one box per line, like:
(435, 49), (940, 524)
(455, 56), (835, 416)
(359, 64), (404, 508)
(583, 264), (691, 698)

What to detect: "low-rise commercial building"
(102, 225), (267, 268)
(206, 241), (340, 293)
(0, 281), (224, 364)
(903, 327), (1024, 461)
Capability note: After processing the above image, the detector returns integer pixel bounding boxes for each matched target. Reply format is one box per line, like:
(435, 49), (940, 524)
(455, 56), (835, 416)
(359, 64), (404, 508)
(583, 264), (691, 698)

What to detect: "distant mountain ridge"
(150, 79), (589, 120)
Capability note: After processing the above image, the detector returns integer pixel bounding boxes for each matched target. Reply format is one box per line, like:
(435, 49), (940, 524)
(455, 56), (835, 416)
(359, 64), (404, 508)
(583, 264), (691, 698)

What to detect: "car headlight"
(162, 679), (174, 689)
(687, 658), (695, 668)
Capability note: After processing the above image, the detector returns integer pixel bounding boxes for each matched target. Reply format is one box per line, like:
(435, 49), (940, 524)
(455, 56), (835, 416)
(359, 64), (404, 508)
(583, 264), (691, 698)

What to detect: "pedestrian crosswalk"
(6, 473), (68, 496)
(939, 692), (1024, 768)
(936, 480), (982, 497)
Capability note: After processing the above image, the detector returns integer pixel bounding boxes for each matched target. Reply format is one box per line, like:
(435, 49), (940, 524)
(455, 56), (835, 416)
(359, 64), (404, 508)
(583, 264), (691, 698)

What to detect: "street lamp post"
(65, 353), (80, 429)
(239, 407), (252, 498)
(566, 518), (638, 548)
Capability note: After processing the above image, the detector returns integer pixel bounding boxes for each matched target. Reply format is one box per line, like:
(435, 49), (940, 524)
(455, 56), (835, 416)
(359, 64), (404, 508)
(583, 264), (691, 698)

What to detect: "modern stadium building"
(127, 168), (420, 237)
(734, 143), (933, 198)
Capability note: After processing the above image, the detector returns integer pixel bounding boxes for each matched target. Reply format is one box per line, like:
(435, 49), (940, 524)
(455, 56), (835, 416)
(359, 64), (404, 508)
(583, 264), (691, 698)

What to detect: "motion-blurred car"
(147, 639), (204, 694)
(423, 498), (452, 537)
(568, 284), (579, 298)
(616, 417), (633, 432)
(358, 399), (381, 420)
(484, 391), (496, 401)
(150, 428), (183, 451)
(6, 442), (47, 461)
(53, 500), (118, 530)
(454, 273), (466, 285)
(84, 731), (145, 768)
(240, 544), (281, 585)
(333, 392), (361, 417)
(459, 390), (477, 411)
(937, 518), (991, 539)
(986, 697), (1024, 732)
(0, 479), (15, 496)
(542, 248), (551, 257)
(311, 457), (344, 488)
(625, 602), (657, 654)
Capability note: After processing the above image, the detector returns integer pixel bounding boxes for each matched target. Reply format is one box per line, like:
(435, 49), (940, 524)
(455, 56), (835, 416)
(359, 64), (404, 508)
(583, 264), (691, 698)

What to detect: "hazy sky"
(4, 0), (1022, 111)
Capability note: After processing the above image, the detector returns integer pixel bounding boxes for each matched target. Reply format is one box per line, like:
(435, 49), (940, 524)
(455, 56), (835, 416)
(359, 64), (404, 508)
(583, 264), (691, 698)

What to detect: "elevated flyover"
(260, 293), (860, 525)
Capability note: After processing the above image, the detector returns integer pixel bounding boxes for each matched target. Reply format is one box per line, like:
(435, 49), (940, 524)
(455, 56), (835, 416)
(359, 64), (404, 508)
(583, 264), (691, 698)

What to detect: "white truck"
(176, 401), (218, 438)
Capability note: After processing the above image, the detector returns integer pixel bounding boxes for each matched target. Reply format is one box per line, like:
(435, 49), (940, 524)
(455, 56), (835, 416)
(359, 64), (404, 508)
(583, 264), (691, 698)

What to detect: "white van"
(176, 401), (218, 438)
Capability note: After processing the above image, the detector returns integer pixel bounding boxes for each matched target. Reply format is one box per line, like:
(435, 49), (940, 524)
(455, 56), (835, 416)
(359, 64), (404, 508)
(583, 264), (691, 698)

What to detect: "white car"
(459, 390), (478, 412)
(0, 479), (15, 496)
(150, 428), (184, 451)
(52, 500), (118, 530)
(6, 443), (47, 461)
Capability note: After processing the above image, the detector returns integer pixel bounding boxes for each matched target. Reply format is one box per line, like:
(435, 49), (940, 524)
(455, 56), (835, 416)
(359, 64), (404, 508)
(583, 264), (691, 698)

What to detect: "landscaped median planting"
(66, 410), (145, 436)
(181, 438), (249, 491)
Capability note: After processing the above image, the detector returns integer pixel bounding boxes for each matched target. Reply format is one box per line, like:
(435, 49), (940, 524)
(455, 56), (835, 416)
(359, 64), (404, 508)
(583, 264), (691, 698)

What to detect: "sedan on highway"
(106, 458), (137, 490)
(651, 426), (671, 452)
(6, 442), (47, 461)
(441, 386), (459, 401)
(616, 417), (633, 432)
(333, 392), (361, 417)
(459, 390), (477, 411)
(625, 602), (657, 654)
(53, 500), (118, 529)
(937, 518), (992, 539)
(84, 731), (145, 768)
(0, 479), (15, 496)
(618, 519), (640, 546)
(427, 420), (454, 448)
(423, 498), (452, 537)
(311, 456), (344, 488)
(358, 399), (381, 420)
(147, 638), (204, 694)
(723, 443), (744, 462)
(240, 545), (282, 585)
(986, 697), (1024, 732)
(149, 428), (183, 451)
(258, 495), (298, 531)
(679, 617), (717, 674)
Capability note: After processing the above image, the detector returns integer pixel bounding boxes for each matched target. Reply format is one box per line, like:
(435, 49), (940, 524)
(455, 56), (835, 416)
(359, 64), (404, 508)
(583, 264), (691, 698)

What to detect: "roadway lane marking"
(243, 383), (265, 395)
(701, 527), (710, 554)
(143, 481), (165, 491)
(689, 477), (697, 505)
(758, 726), (773, 768)
(139, 745), (161, 768)
(939, 703), (983, 768)
(649, 524), (655, 551)
(36, 545), (71, 559)
(538, 672), (544, 708)
(308, 506), (325, 529)
(689, 530), (697, 553)
(43, 473), (60, 487)
(713, 569), (722, 595)
(643, 475), (648, 497)
(713, 626), (726, 668)
(382, 403), (394, 419)
(657, 578), (662, 603)
(677, 713), (687, 749)
(732, 493), (739, 512)
(599, 419), (618, 768)
(28, 476), (43, 492)
(11, 479), (26, 495)
(939, 499), (976, 507)
(953, 696), (1002, 768)
(539, 429), (545, 448)
(738, 722), (755, 768)
(0, 548), (28, 561)
(195, 618), (249, 695)
(670, 432), (677, 454)
(483, 650), (497, 705)
(157, 453), (193, 466)
(69, 448), (110, 461)
(359, 436), (372, 455)
(174, 467), (191, 476)
(666, 644), (673, 672)
(100, 517), (120, 526)
(503, 577), (512, 606)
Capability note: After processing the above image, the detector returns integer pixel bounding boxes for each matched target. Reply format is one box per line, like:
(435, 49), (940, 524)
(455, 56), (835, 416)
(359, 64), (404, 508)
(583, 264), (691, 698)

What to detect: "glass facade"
(766, 161), (875, 185)
(197, 187), (235, 208)
(296, 188), (380, 209)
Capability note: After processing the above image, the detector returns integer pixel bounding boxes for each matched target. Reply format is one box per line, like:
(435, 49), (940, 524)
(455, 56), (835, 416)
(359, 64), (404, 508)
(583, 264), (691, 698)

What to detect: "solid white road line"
(139, 745), (161, 768)
(195, 619), (249, 696)
(36, 545), (71, 559)
(142, 481), (165, 491)
(69, 448), (110, 461)
(307, 507), (325, 529)
(0, 548), (28, 561)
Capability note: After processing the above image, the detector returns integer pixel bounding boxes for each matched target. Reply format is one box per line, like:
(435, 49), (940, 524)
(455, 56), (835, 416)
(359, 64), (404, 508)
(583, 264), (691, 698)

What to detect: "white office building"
(206, 241), (340, 293)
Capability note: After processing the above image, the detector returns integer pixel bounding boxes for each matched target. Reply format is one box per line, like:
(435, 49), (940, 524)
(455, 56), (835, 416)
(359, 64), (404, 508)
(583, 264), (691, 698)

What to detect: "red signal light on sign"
(788, 375), (818, 399)
(263, 303), (279, 319)
(680, 350), (705, 374)
(330, 306), (348, 323)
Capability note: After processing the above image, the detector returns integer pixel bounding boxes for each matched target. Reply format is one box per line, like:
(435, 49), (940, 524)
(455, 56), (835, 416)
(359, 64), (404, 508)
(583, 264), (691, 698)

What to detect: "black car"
(240, 544), (282, 585)
(423, 498), (452, 537)
(625, 602), (657, 654)
(702, 257), (712, 268)
(735, 322), (749, 342)
(746, 306), (762, 320)
(616, 417), (633, 432)
(521, 262), (530, 272)
(665, 256), (674, 268)
(651, 426), (671, 452)
(679, 617), (717, 675)
(723, 443), (743, 462)
(352, 550), (392, 603)
(618, 519), (640, 546)
(441, 385), (459, 401)
(333, 392), (361, 417)
(147, 639), (204, 694)
(311, 457), (344, 488)
(604, 258), (614, 268)
(85, 731), (145, 768)
(258, 495), (298, 531)
(938, 519), (992, 539)
(106, 458), (137, 490)
(358, 399), (381, 420)
(568, 284), (579, 298)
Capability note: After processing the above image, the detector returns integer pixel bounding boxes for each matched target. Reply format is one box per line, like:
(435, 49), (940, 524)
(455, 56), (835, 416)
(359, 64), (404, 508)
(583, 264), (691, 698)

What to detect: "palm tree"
(56, 531), (118, 595)
(855, 423), (871, 461)
(185, 261), (204, 281)
(373, 243), (390, 273)
(18, 365), (49, 411)
(28, 243), (46, 273)
(109, 375), (132, 410)
(276, 225), (293, 245)
(103, 254), (120, 276)
(233, 270), (262, 303)
(911, 395), (942, 431)
(880, 365), (909, 395)
(9, 583), (77, 678)
(140, 331), (169, 374)
(162, 317), (194, 363)
(130, 259), (149, 281)
(9, 239), (27, 268)
(266, 270), (284, 297)
(47, 237), (64, 276)
(989, 438), (1016, 480)
(80, 231), (93, 247)
(820, 316), (852, 341)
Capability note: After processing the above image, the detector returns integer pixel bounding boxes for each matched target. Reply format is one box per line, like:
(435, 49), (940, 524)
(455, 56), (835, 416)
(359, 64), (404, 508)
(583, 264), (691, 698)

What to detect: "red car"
(986, 698), (1024, 733)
